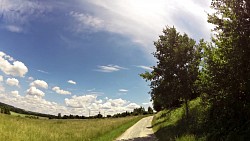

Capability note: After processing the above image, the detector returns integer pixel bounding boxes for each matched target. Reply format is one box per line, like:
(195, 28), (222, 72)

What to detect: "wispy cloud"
(5, 25), (23, 33)
(119, 89), (128, 92)
(136, 65), (153, 71)
(72, 0), (213, 52)
(37, 69), (49, 74)
(0, 0), (51, 32)
(68, 80), (76, 85)
(96, 65), (127, 73)
(69, 11), (104, 32)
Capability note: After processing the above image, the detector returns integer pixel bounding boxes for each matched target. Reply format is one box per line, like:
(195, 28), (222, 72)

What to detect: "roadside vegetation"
(152, 98), (207, 141)
(141, 0), (250, 140)
(0, 113), (143, 141)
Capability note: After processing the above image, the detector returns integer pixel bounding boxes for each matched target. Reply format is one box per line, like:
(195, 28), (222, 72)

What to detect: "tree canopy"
(141, 27), (204, 118)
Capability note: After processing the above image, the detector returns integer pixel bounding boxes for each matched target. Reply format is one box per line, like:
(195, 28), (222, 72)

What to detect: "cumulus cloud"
(107, 98), (128, 107)
(30, 80), (48, 89)
(52, 86), (71, 95)
(11, 90), (19, 97)
(6, 78), (19, 87)
(64, 94), (140, 116)
(26, 86), (45, 97)
(126, 103), (141, 109)
(0, 51), (28, 77)
(0, 91), (142, 116)
(0, 93), (68, 116)
(136, 65), (153, 71)
(65, 95), (98, 108)
(68, 80), (76, 85)
(96, 65), (126, 72)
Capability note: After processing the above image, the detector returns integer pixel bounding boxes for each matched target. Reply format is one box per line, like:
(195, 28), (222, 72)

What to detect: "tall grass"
(152, 98), (208, 141)
(0, 114), (143, 141)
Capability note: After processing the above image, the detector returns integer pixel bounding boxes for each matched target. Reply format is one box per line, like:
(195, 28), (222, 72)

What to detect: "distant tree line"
(55, 106), (154, 119)
(0, 102), (56, 119)
(0, 101), (154, 120)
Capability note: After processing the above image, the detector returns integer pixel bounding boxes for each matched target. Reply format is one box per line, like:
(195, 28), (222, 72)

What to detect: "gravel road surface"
(116, 116), (158, 141)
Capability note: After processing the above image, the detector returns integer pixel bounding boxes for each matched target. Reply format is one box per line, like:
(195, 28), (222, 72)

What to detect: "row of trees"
(113, 106), (154, 118)
(56, 106), (154, 119)
(141, 0), (250, 139)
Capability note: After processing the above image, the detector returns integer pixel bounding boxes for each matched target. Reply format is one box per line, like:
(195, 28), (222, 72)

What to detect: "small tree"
(148, 106), (154, 114)
(58, 113), (61, 119)
(141, 27), (203, 118)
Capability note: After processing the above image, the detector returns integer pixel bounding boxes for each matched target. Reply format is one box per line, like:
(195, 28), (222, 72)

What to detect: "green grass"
(10, 111), (48, 119)
(152, 98), (208, 141)
(0, 114), (143, 141)
(10, 111), (28, 117)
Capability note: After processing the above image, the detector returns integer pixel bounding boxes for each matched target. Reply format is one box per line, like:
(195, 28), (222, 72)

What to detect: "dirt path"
(115, 116), (158, 141)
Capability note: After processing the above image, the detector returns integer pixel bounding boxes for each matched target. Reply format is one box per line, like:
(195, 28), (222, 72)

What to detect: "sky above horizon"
(0, 0), (213, 116)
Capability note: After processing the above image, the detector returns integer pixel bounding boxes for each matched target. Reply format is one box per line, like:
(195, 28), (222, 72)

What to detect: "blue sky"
(0, 0), (212, 116)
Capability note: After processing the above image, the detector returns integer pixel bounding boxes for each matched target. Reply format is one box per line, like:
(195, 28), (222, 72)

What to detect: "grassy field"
(152, 98), (208, 141)
(0, 114), (143, 141)
(10, 111), (48, 119)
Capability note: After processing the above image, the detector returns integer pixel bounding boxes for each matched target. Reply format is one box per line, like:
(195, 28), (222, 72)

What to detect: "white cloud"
(6, 78), (19, 87)
(64, 94), (141, 116)
(68, 80), (76, 85)
(37, 70), (49, 74)
(28, 77), (34, 81)
(5, 25), (23, 33)
(52, 86), (71, 95)
(136, 65), (153, 71)
(96, 65), (126, 72)
(0, 91), (142, 116)
(0, 75), (3, 82)
(0, 0), (51, 32)
(26, 86), (45, 97)
(0, 85), (5, 92)
(119, 89), (128, 92)
(70, 11), (104, 32)
(30, 80), (48, 89)
(0, 93), (68, 116)
(65, 95), (98, 108)
(0, 51), (28, 77)
(107, 98), (128, 107)
(72, 0), (213, 54)
(11, 90), (19, 97)
(126, 103), (141, 109)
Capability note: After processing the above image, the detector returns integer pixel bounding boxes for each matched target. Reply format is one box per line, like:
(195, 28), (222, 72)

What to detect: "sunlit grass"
(152, 98), (207, 141)
(0, 114), (143, 141)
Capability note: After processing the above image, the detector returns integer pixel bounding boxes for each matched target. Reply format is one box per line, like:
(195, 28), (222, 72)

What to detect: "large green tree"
(141, 27), (203, 118)
(201, 0), (250, 138)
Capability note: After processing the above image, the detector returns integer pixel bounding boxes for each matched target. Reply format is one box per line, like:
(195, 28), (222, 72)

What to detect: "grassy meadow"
(152, 98), (208, 141)
(0, 114), (143, 141)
